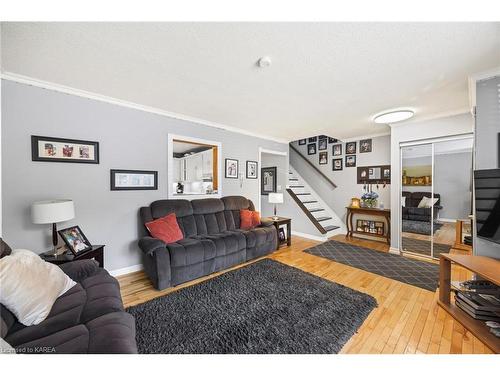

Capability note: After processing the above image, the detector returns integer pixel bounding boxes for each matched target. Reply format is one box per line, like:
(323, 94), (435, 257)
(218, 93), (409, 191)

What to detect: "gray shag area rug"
(126, 259), (377, 354)
(304, 240), (439, 291)
(402, 219), (443, 235)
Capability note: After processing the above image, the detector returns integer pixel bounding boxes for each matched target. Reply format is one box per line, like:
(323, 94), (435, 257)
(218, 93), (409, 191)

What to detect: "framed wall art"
(346, 141), (357, 155)
(110, 169), (158, 190)
(58, 225), (92, 255)
(225, 158), (239, 179)
(31, 135), (99, 164)
(261, 167), (277, 195)
(319, 151), (328, 165)
(246, 160), (258, 179)
(307, 143), (317, 155)
(333, 158), (343, 171)
(360, 139), (372, 153)
(346, 155), (357, 167)
(298, 139), (306, 145)
(332, 144), (342, 156)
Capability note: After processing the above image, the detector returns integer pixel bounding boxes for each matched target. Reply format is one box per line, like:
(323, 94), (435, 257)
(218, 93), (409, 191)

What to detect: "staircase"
(286, 166), (345, 238)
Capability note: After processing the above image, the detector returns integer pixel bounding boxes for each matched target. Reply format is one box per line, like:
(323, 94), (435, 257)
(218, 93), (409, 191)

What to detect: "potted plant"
(361, 191), (379, 208)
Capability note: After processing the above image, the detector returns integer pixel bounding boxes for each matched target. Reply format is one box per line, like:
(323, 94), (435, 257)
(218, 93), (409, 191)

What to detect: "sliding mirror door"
(401, 143), (433, 257)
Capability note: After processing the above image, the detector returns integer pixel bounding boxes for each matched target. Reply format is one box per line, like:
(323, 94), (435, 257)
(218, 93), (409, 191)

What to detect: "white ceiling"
(1, 22), (499, 142)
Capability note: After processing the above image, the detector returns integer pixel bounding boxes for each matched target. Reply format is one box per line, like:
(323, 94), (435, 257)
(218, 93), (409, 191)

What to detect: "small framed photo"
(110, 169), (158, 190)
(333, 158), (343, 171)
(346, 142), (357, 154)
(332, 144), (342, 156)
(319, 151), (328, 165)
(298, 139), (306, 145)
(308, 137), (317, 143)
(261, 167), (277, 195)
(318, 135), (327, 140)
(246, 160), (258, 179)
(225, 158), (239, 179)
(360, 139), (372, 153)
(31, 135), (99, 164)
(307, 143), (317, 155)
(278, 227), (286, 243)
(318, 138), (327, 150)
(58, 225), (92, 255)
(328, 137), (338, 144)
(346, 155), (357, 167)
(383, 167), (391, 179)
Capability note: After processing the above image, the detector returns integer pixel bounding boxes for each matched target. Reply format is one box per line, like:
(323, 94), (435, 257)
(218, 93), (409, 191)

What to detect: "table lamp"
(268, 193), (283, 220)
(32, 199), (75, 254)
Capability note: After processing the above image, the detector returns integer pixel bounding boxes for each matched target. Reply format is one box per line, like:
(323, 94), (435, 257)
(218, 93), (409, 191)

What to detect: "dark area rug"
(401, 237), (452, 258)
(126, 259), (377, 354)
(402, 219), (443, 235)
(304, 240), (439, 291)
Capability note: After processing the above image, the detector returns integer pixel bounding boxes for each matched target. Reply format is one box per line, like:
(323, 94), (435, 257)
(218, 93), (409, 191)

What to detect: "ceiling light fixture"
(373, 110), (414, 124)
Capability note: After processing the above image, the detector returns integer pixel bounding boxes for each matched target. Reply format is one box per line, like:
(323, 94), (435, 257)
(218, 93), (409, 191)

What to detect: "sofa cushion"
(14, 324), (90, 354)
(198, 231), (246, 257)
(233, 226), (276, 249)
(1, 304), (15, 339)
(86, 311), (137, 354)
(222, 196), (254, 230)
(167, 238), (216, 267)
(146, 213), (184, 244)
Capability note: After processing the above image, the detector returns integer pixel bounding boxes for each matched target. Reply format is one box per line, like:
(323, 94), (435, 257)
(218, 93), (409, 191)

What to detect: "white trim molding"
(291, 231), (328, 242)
(0, 71), (289, 145)
(389, 247), (400, 255)
(109, 264), (143, 277)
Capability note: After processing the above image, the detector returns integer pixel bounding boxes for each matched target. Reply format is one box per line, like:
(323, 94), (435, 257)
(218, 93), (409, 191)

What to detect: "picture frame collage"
(224, 159), (259, 179)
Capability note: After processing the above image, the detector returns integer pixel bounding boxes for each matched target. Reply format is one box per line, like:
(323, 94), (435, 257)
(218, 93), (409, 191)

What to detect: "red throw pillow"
(145, 213), (183, 244)
(240, 210), (260, 230)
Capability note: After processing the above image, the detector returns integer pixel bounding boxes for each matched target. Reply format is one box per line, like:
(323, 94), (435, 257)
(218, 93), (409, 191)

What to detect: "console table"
(345, 206), (391, 244)
(40, 245), (105, 268)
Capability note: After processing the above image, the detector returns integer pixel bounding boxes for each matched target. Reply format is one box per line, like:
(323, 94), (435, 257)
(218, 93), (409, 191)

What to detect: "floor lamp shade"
(268, 193), (284, 204)
(32, 199), (75, 224)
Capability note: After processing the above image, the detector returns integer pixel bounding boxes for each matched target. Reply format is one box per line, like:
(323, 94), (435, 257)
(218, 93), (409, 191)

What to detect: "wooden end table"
(267, 217), (292, 250)
(345, 206), (391, 244)
(40, 245), (105, 268)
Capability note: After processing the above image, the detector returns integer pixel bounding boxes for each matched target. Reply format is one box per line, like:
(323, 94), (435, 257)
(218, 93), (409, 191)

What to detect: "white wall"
(389, 113), (474, 250)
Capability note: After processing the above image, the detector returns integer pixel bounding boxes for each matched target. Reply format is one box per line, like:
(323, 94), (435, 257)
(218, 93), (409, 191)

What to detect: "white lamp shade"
(31, 199), (75, 224)
(268, 193), (284, 204)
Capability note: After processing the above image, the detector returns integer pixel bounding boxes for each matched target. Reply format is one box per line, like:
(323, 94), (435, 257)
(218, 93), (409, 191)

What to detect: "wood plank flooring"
(117, 234), (493, 354)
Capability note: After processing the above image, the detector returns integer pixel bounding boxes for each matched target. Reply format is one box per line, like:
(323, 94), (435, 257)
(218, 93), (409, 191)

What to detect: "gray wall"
(290, 135), (391, 222)
(475, 76), (500, 259)
(1, 80), (288, 272)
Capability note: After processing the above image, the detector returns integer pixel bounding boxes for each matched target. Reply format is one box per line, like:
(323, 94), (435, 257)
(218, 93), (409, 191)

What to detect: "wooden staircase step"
(295, 193), (311, 196)
(289, 185), (305, 188)
(316, 216), (332, 222)
(301, 200), (318, 203)
(289, 178), (299, 181)
(309, 208), (325, 213)
(323, 225), (340, 232)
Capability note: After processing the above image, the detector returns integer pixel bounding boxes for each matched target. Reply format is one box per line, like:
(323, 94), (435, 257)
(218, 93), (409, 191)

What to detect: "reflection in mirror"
(172, 139), (219, 196)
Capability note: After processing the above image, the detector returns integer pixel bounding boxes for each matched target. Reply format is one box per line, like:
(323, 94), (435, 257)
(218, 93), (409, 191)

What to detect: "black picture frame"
(31, 135), (99, 164)
(58, 225), (92, 256)
(318, 135), (327, 140)
(225, 158), (239, 179)
(346, 155), (357, 167)
(278, 227), (286, 243)
(319, 151), (328, 165)
(333, 158), (343, 171)
(318, 138), (327, 150)
(298, 139), (306, 145)
(261, 167), (277, 195)
(332, 144), (342, 156)
(360, 139), (372, 153)
(246, 160), (258, 179)
(308, 137), (317, 143)
(110, 169), (158, 190)
(307, 143), (317, 155)
(328, 137), (338, 144)
(346, 141), (357, 154)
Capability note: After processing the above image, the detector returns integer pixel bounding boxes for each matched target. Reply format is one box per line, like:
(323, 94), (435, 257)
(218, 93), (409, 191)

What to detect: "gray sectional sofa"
(139, 196), (277, 290)
(0, 239), (137, 353)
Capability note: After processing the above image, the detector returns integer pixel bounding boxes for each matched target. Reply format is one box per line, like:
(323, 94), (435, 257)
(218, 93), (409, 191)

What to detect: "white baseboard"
(109, 264), (143, 277)
(437, 218), (457, 223)
(291, 231), (328, 242)
(389, 247), (400, 255)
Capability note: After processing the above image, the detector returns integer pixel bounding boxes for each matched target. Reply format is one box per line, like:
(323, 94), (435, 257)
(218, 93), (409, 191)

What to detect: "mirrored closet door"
(400, 136), (473, 259)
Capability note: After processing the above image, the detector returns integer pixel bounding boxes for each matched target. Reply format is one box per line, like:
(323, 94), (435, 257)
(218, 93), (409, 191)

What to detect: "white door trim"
(258, 147), (288, 213)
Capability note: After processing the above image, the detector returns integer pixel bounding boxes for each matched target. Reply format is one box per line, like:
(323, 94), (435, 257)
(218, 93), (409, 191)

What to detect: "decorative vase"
(362, 199), (377, 208)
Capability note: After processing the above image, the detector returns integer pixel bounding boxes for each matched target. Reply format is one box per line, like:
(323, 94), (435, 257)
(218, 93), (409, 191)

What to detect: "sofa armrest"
(59, 259), (99, 283)
(259, 218), (275, 227)
(138, 236), (167, 255)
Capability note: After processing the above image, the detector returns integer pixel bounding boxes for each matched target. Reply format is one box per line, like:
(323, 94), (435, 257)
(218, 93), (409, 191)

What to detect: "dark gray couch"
(139, 196), (277, 290)
(402, 191), (442, 222)
(0, 239), (137, 354)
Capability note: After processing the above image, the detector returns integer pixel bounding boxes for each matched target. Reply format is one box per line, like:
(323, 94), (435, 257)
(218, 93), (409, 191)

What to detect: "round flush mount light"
(258, 56), (272, 68)
(373, 110), (414, 124)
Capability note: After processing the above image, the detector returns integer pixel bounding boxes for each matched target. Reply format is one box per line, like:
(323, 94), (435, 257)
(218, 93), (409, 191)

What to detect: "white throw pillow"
(0, 249), (76, 326)
(418, 196), (438, 208)
(401, 196), (406, 207)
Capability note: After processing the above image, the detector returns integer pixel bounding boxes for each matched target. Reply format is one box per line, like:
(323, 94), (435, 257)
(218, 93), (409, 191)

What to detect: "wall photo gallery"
(31, 135), (99, 164)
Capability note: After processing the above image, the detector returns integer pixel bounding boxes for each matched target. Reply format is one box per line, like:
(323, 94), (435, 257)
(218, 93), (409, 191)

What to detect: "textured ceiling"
(1, 22), (499, 142)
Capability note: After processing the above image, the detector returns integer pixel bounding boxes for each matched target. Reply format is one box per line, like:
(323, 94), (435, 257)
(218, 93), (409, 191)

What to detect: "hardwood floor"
(117, 234), (493, 354)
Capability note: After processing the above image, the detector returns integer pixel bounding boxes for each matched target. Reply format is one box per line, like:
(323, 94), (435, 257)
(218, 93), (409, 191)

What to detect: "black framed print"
(298, 139), (306, 145)
(319, 151), (328, 165)
(246, 160), (258, 179)
(31, 135), (99, 164)
(225, 158), (239, 179)
(307, 143), (317, 155)
(346, 141), (357, 154)
(346, 155), (357, 167)
(333, 158), (343, 171)
(318, 138), (327, 150)
(308, 136), (317, 143)
(328, 137), (338, 144)
(110, 169), (158, 190)
(58, 225), (92, 256)
(261, 167), (277, 195)
(360, 139), (372, 153)
(332, 144), (342, 156)
(318, 135), (327, 140)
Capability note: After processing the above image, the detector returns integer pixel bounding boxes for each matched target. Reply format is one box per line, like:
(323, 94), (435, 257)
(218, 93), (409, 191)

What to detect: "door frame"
(258, 147), (287, 213)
